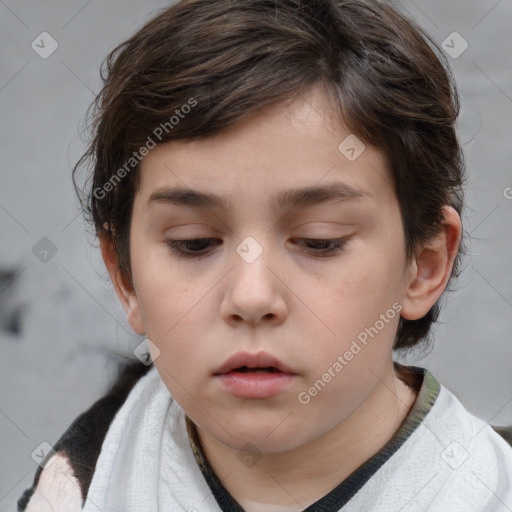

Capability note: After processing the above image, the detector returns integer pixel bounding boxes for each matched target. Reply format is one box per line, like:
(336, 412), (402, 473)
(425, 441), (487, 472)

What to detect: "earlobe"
(401, 206), (461, 321)
(99, 236), (145, 335)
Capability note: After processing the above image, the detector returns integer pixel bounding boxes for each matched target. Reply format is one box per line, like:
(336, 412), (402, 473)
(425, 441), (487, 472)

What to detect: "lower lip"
(217, 371), (295, 399)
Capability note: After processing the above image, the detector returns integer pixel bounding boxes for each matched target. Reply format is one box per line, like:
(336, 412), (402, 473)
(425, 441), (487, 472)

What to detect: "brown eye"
(166, 238), (221, 257)
(292, 237), (348, 256)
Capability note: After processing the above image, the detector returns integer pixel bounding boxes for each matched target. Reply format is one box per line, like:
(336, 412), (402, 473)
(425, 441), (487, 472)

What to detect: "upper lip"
(213, 351), (296, 375)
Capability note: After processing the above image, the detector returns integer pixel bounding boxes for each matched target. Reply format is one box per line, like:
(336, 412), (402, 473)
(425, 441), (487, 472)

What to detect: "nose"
(220, 240), (288, 327)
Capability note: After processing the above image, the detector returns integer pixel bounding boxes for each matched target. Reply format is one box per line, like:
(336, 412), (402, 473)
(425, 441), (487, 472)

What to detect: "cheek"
(130, 238), (189, 329)
(313, 247), (404, 329)
(297, 243), (405, 373)
(137, 278), (197, 344)
(131, 262), (212, 372)
(136, 274), (209, 406)
(297, 277), (402, 419)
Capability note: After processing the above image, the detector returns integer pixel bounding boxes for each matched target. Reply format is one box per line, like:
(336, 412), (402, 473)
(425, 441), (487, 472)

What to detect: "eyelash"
(165, 237), (348, 258)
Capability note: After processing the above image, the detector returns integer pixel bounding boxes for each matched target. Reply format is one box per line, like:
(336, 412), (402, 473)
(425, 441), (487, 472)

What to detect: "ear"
(401, 206), (462, 321)
(99, 236), (145, 335)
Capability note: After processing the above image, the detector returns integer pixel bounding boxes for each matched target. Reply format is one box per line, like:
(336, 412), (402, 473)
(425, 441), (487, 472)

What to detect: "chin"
(206, 414), (313, 454)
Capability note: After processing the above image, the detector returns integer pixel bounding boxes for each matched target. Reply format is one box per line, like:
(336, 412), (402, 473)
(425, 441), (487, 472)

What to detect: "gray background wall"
(1, 1), (511, 509)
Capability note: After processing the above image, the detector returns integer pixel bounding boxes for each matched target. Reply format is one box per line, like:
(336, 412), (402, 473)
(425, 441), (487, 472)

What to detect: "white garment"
(82, 365), (220, 512)
(343, 384), (512, 511)
(29, 365), (512, 511)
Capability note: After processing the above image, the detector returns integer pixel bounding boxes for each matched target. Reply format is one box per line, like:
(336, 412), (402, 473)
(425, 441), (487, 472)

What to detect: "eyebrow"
(147, 181), (371, 212)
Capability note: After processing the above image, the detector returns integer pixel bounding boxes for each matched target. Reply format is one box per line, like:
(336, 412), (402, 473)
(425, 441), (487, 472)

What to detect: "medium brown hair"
(73, 0), (465, 351)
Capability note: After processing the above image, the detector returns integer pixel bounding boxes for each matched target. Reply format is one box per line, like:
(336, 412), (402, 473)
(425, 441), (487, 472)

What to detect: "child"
(18, 0), (512, 510)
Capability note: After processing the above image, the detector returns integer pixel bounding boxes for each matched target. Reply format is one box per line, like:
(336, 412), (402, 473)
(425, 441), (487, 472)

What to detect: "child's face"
(124, 85), (414, 452)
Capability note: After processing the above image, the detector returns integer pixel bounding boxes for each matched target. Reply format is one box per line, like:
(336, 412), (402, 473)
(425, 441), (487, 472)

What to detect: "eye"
(165, 237), (349, 259)
(166, 238), (220, 257)
(291, 237), (348, 256)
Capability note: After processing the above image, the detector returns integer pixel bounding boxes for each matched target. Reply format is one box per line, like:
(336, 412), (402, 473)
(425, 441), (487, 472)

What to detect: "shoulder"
(17, 359), (152, 512)
(429, 383), (512, 461)
(359, 374), (512, 511)
(434, 384), (512, 456)
(426, 384), (512, 508)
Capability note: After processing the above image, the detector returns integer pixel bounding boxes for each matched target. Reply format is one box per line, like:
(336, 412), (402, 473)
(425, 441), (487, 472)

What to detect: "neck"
(194, 363), (418, 512)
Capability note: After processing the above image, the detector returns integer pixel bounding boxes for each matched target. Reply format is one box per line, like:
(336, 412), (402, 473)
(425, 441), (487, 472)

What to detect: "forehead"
(136, 86), (395, 211)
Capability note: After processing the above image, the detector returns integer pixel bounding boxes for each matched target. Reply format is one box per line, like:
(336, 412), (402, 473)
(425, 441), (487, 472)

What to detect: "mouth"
(231, 366), (282, 373)
(213, 351), (296, 376)
(213, 351), (296, 399)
